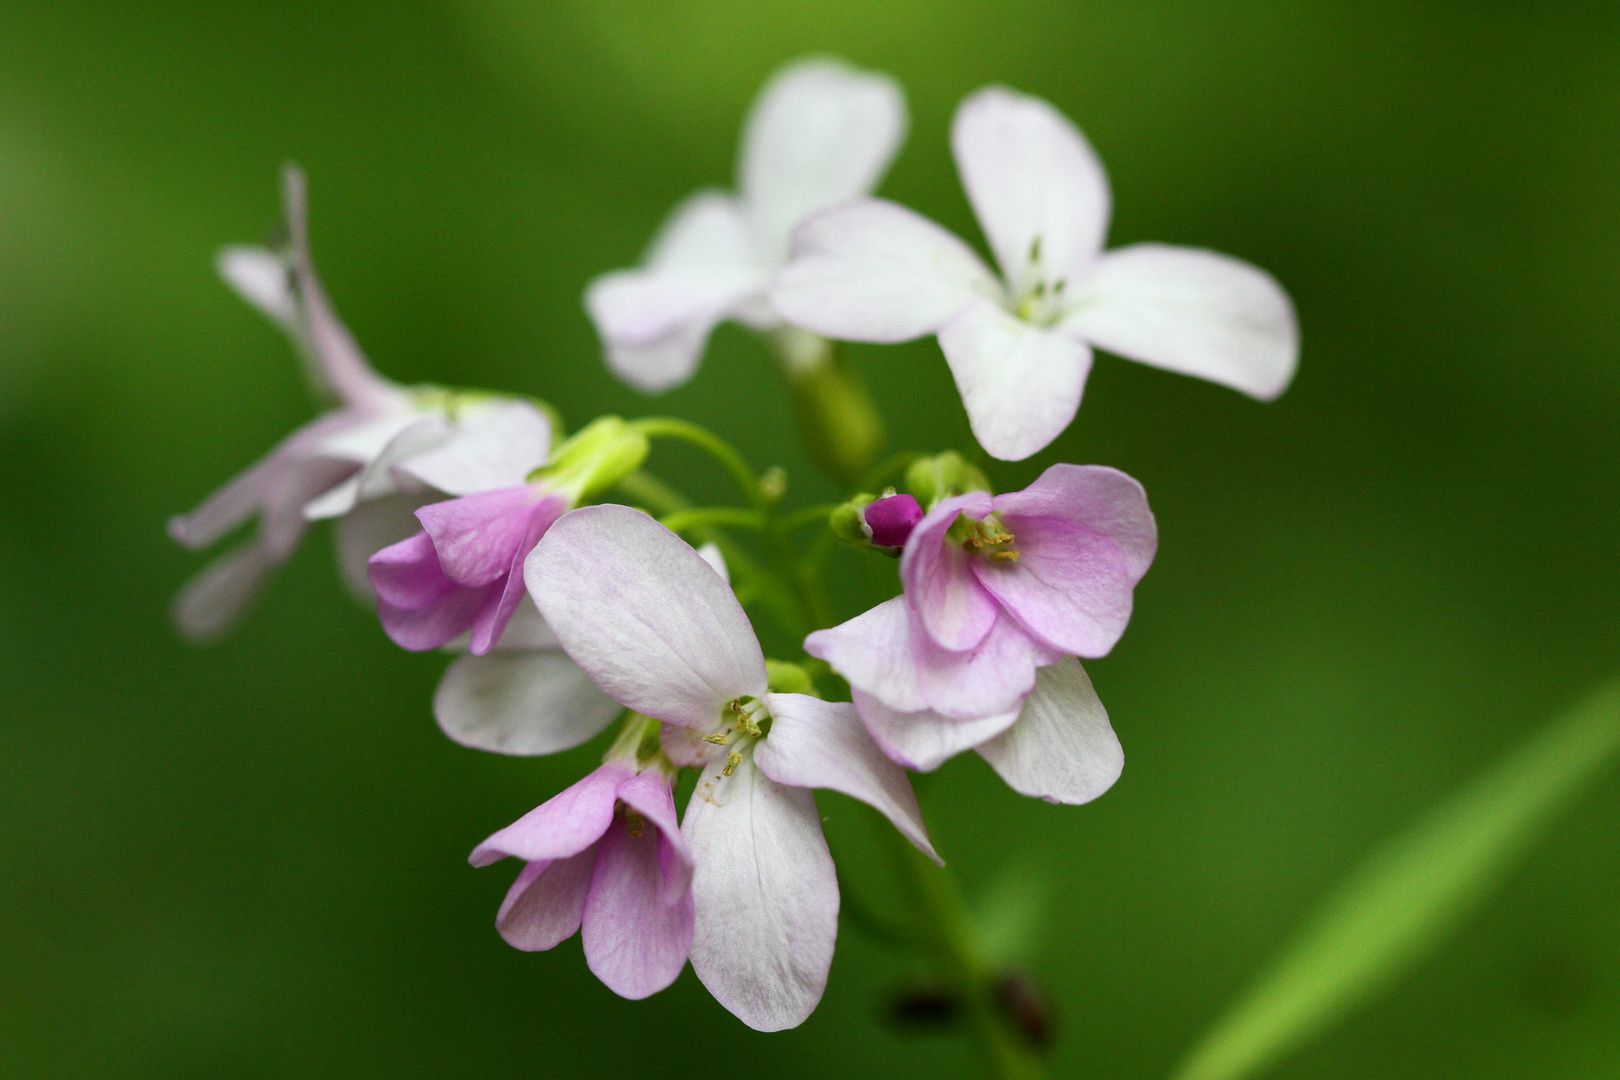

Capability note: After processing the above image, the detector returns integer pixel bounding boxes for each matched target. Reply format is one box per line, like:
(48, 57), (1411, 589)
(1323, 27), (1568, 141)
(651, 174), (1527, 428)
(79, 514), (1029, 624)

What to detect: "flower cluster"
(172, 57), (1295, 1032)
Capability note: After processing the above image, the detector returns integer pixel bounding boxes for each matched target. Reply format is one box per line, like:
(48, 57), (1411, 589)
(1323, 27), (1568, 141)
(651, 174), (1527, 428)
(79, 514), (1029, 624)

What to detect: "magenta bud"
(864, 494), (924, 548)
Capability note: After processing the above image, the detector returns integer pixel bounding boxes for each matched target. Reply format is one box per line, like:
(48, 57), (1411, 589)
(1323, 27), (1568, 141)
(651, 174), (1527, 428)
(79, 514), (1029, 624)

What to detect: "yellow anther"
(624, 808), (645, 839)
(990, 549), (1021, 563)
(739, 716), (762, 738)
(702, 733), (731, 745)
(722, 751), (743, 777)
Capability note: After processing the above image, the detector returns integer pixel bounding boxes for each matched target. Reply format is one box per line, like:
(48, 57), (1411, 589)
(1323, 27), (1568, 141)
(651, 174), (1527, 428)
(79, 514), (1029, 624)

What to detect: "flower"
(526, 504), (936, 1030)
(585, 56), (906, 392)
(169, 165), (550, 641)
(771, 86), (1300, 461)
(470, 752), (694, 1000)
(804, 464), (1155, 803)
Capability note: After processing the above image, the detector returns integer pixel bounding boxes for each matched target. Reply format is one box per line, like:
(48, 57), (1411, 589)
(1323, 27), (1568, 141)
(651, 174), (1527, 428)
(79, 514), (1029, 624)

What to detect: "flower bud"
(905, 451), (990, 509)
(864, 493), (923, 548)
(829, 494), (878, 546)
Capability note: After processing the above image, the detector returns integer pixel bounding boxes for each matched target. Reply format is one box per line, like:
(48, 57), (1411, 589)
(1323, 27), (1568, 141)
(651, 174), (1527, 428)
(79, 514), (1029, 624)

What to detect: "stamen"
(702, 732), (731, 746)
(722, 751), (743, 777)
(624, 808), (645, 839)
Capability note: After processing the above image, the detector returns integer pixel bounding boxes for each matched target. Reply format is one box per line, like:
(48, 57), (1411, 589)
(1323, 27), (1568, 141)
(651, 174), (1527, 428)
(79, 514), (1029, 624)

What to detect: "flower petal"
(938, 300), (1092, 462)
(977, 659), (1123, 804)
(416, 487), (546, 588)
(614, 770), (693, 902)
(585, 191), (764, 393)
(434, 651), (620, 756)
(900, 492), (998, 652)
(468, 761), (630, 867)
(170, 543), (278, 644)
(756, 693), (939, 863)
(739, 57), (907, 263)
(527, 506), (766, 728)
(368, 532), (453, 611)
(909, 611), (1057, 721)
(769, 199), (995, 342)
(977, 464), (1157, 657)
(852, 690), (1020, 773)
(582, 803), (694, 999)
(1062, 243), (1299, 400)
(217, 246), (295, 328)
(495, 852), (596, 952)
(803, 596), (925, 714)
(393, 400), (553, 496)
(684, 754), (838, 1031)
(301, 413), (448, 522)
(332, 494), (424, 602)
(952, 86), (1110, 289)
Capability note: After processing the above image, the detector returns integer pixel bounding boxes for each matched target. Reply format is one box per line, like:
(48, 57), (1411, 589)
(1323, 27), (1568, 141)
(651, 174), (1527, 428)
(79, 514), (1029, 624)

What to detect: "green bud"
(765, 660), (815, 696)
(829, 494), (877, 547)
(906, 451), (990, 509)
(532, 416), (649, 503)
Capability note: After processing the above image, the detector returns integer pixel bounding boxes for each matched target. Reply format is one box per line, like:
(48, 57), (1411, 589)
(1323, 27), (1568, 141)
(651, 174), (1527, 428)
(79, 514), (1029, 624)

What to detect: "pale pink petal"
(301, 413), (448, 522)
(586, 191), (764, 393)
(368, 533), (453, 611)
(614, 770), (693, 902)
(582, 808), (694, 999)
(938, 300), (1091, 462)
(376, 588), (493, 652)
(217, 246), (295, 328)
(802, 597), (925, 714)
(769, 199), (995, 342)
(909, 612), (1057, 721)
(852, 690), (1020, 772)
(496, 852), (596, 952)
(527, 506), (766, 729)
(469, 761), (631, 867)
(977, 659), (1123, 804)
(756, 694), (939, 863)
(417, 487), (545, 588)
(900, 492), (997, 652)
(467, 498), (566, 655)
(1062, 243), (1299, 400)
(739, 57), (907, 262)
(434, 652), (620, 756)
(171, 543), (278, 644)
(951, 86), (1111, 290)
(684, 754), (837, 1031)
(976, 464), (1157, 657)
(394, 400), (553, 495)
(332, 494), (424, 602)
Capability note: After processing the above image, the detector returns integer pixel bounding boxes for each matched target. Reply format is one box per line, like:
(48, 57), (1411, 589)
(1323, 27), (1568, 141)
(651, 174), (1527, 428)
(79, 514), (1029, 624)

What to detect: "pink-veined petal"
(977, 659), (1123, 805)
(909, 611), (1057, 721)
(495, 852), (596, 952)
(416, 487), (545, 588)
(434, 651), (620, 757)
(739, 57), (907, 263)
(977, 464), (1157, 657)
(852, 690), (1021, 773)
(900, 492), (997, 652)
(803, 597), (925, 714)
(756, 693), (939, 863)
(1062, 243), (1299, 400)
(684, 753), (837, 1031)
(952, 86), (1111, 290)
(770, 199), (995, 342)
(527, 506), (766, 728)
(581, 786), (694, 999)
(938, 300), (1091, 462)
(468, 761), (630, 867)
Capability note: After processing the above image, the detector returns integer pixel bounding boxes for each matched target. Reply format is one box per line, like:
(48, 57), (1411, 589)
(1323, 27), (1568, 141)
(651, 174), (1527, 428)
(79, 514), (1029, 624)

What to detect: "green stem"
(781, 503), (840, 533)
(878, 827), (1047, 1080)
(659, 507), (764, 534)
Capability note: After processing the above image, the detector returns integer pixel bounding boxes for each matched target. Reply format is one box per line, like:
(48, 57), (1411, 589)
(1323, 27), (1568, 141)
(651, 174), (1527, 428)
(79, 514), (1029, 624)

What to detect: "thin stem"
(659, 508), (765, 534)
(878, 826), (1047, 1080)
(857, 449), (924, 494)
(631, 417), (766, 506)
(781, 502), (840, 533)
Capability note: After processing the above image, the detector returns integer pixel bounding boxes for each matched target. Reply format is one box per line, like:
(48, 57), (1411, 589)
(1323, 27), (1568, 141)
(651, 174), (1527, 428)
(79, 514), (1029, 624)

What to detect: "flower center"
(1010, 235), (1067, 327)
(703, 696), (773, 777)
(952, 514), (1020, 564)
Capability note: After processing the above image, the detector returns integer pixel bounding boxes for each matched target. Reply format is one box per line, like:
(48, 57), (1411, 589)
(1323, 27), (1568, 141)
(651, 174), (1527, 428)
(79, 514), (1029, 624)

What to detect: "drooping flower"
(526, 505), (936, 1030)
(169, 165), (550, 641)
(771, 86), (1300, 461)
(471, 743), (694, 1000)
(585, 56), (906, 392)
(805, 464), (1154, 802)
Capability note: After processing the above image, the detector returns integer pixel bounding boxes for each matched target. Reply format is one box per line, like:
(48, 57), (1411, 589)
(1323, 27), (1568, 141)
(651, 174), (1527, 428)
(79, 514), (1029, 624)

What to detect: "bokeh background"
(3, 2), (1617, 1076)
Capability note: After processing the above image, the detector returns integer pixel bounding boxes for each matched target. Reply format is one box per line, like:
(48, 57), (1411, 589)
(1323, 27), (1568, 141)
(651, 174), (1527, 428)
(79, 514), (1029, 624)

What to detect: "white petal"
(802, 596), (925, 714)
(331, 493), (425, 602)
(739, 57), (907, 263)
(526, 506), (766, 729)
(586, 191), (765, 393)
(434, 651), (620, 756)
(393, 399), (552, 496)
(1063, 243), (1299, 400)
(953, 86), (1111, 290)
(977, 659), (1122, 804)
(756, 693), (939, 862)
(853, 690), (1020, 773)
(171, 543), (278, 644)
(695, 542), (730, 584)
(938, 301), (1091, 462)
(770, 199), (996, 343)
(684, 754), (838, 1031)
(217, 246), (295, 328)
(301, 414), (446, 521)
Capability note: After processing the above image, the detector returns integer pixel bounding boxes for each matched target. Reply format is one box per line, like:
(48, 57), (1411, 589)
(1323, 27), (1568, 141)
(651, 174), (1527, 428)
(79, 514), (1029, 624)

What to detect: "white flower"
(584, 56), (906, 392)
(772, 86), (1300, 461)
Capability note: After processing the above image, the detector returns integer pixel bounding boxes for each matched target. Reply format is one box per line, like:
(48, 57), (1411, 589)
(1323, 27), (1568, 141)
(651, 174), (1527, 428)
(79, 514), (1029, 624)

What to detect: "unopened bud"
(532, 416), (649, 502)
(829, 494), (878, 546)
(905, 452), (990, 509)
(864, 493), (923, 548)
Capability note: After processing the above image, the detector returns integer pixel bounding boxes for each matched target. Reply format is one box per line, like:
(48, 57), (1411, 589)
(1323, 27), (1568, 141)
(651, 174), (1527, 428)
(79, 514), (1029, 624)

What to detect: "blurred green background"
(3, 1), (1617, 1076)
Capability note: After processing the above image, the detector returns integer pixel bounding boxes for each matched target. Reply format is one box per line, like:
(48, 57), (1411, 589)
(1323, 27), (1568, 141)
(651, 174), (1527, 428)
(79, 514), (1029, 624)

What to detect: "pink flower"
(368, 486), (568, 655)
(772, 86), (1299, 461)
(526, 505), (936, 1030)
(805, 464), (1155, 803)
(585, 57), (906, 392)
(471, 759), (694, 1000)
(169, 166), (549, 641)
